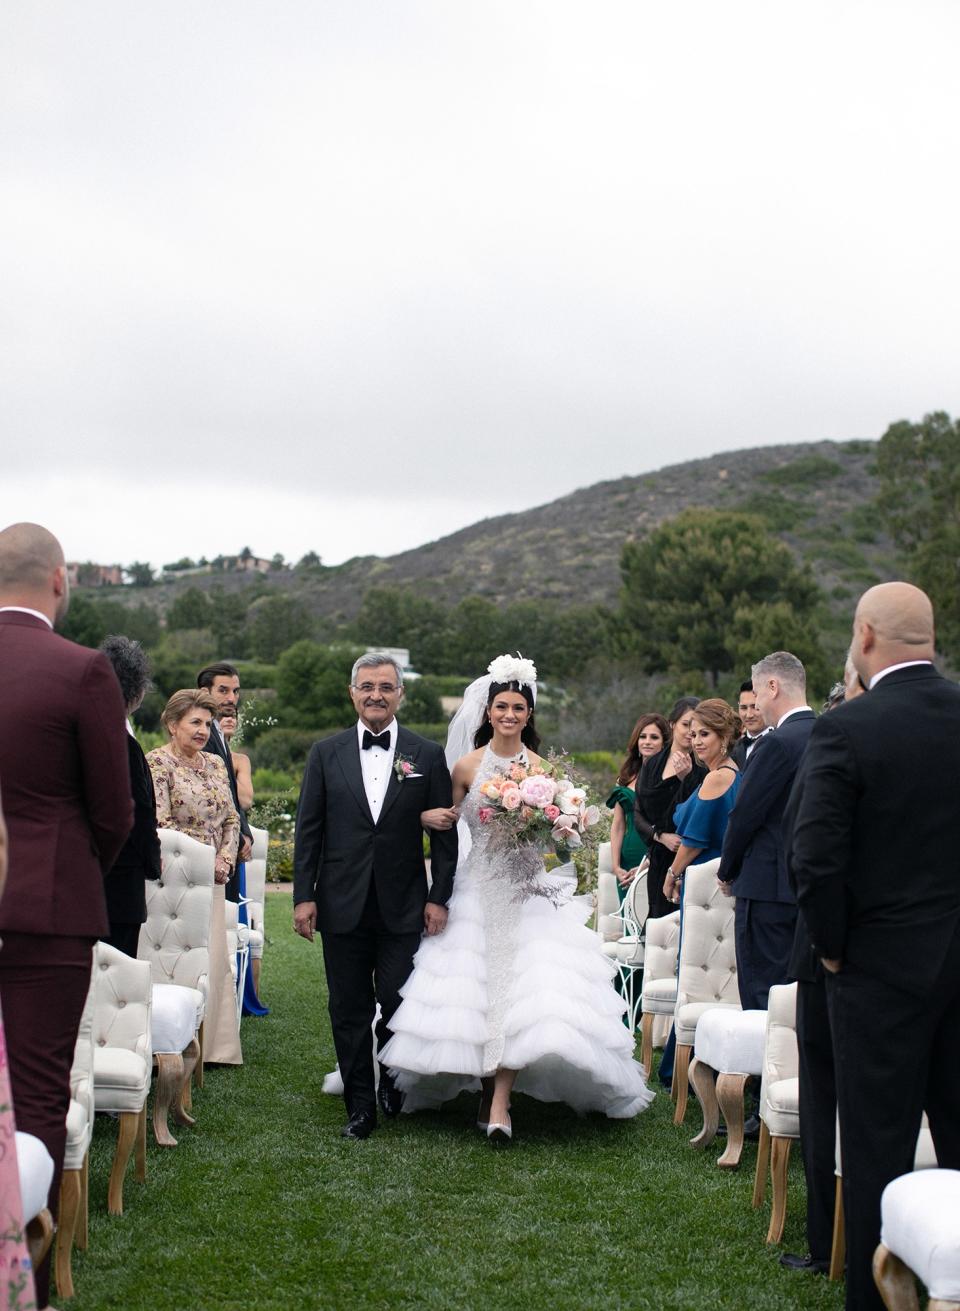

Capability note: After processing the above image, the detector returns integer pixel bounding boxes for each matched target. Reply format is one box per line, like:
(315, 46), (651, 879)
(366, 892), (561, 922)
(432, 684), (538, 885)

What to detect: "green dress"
(605, 783), (650, 905)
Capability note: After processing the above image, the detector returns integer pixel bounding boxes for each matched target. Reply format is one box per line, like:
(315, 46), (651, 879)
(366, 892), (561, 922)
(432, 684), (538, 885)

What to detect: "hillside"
(125, 438), (895, 623)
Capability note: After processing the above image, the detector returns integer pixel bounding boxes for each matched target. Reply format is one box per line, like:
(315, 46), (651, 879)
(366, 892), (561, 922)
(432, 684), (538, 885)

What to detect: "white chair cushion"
(765, 1076), (800, 1138)
(601, 937), (644, 966)
(247, 927), (264, 952)
(881, 1169), (960, 1301)
(598, 912), (622, 941)
(63, 1097), (92, 1170)
(694, 1007), (767, 1075)
(151, 984), (198, 1054)
(93, 1048), (150, 1110)
(676, 999), (740, 1046)
(16, 1131), (54, 1222)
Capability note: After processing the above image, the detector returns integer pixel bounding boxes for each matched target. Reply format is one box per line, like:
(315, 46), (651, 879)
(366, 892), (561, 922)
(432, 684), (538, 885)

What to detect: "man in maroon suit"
(0, 522), (133, 1309)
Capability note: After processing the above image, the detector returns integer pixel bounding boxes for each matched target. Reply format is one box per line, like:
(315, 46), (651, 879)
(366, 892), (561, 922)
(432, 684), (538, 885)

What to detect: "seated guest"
(606, 714), (670, 903)
(99, 636), (162, 956)
(219, 711), (253, 811)
(147, 690), (242, 1065)
(634, 697), (705, 920)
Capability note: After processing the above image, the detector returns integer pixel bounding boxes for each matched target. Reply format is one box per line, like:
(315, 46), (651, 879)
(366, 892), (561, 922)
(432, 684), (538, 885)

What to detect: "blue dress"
(658, 770), (741, 1084)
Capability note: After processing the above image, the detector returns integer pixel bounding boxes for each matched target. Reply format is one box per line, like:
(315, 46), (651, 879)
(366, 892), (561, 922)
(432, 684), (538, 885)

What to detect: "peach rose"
(501, 788), (522, 811)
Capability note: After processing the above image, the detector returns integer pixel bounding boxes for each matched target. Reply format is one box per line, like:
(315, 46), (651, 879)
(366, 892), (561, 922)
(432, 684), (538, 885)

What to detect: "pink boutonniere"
(394, 752), (420, 782)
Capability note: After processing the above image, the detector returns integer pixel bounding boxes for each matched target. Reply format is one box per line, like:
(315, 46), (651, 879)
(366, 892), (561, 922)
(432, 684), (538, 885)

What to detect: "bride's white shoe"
(487, 1121), (512, 1143)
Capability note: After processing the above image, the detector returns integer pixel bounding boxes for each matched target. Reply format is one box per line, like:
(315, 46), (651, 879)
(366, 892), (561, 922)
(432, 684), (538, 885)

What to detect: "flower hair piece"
(487, 652), (538, 689)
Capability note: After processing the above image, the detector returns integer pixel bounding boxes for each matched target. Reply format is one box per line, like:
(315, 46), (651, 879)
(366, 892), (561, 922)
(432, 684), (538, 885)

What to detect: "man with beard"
(197, 661), (253, 901)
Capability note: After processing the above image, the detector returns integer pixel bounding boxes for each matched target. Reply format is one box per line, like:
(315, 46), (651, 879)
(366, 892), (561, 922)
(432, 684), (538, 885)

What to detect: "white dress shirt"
(357, 718), (397, 823)
(744, 726), (773, 758)
(0, 605), (53, 629)
(868, 660), (933, 690)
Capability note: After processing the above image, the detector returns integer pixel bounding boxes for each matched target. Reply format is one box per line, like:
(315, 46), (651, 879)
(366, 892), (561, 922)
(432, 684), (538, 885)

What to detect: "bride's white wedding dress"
(380, 747), (654, 1118)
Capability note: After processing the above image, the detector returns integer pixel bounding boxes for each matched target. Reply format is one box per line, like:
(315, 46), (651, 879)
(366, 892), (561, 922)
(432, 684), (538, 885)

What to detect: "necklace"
(168, 744), (206, 774)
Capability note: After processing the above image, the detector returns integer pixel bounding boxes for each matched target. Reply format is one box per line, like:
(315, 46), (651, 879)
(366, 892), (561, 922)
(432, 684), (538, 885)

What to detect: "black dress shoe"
(743, 1114), (761, 1140)
(341, 1109), (377, 1140)
(377, 1083), (403, 1118)
(778, 1253), (829, 1275)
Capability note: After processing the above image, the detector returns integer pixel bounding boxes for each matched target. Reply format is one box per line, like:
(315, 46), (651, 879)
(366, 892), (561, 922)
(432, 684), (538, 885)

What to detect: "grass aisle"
(77, 897), (845, 1310)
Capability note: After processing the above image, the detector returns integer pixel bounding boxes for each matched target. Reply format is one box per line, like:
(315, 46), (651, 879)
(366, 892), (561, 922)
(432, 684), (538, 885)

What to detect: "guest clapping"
(147, 690), (242, 1065)
(99, 636), (162, 957)
(607, 714), (670, 902)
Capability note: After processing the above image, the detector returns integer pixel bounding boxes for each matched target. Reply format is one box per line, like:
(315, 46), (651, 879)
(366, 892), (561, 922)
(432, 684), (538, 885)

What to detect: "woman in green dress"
(607, 713), (671, 904)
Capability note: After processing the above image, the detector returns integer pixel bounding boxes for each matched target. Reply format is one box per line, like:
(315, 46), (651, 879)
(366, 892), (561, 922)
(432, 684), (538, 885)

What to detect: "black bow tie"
(362, 730), (391, 751)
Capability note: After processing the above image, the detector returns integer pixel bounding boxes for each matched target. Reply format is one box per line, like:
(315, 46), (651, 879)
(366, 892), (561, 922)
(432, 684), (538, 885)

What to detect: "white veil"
(445, 654), (538, 863)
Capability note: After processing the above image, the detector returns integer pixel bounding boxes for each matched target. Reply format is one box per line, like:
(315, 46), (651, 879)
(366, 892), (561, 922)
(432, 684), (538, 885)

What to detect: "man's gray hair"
(350, 652), (405, 687)
(751, 650), (806, 692)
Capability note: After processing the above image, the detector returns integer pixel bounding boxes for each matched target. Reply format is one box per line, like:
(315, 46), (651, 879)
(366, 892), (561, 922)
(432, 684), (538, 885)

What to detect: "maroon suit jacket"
(0, 610), (133, 938)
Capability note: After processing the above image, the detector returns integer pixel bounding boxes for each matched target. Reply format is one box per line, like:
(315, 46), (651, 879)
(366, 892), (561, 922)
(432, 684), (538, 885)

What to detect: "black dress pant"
(0, 932), (94, 1309)
(796, 976), (836, 1264)
(734, 897), (796, 1010)
(103, 921), (142, 958)
(320, 882), (421, 1116)
(826, 923), (960, 1311)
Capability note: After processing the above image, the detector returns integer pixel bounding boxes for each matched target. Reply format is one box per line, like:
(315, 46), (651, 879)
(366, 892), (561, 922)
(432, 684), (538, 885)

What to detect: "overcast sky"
(2, 1), (958, 569)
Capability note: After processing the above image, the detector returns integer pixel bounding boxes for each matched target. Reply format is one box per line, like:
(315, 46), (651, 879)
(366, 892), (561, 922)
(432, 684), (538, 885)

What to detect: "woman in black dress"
(633, 697), (706, 920)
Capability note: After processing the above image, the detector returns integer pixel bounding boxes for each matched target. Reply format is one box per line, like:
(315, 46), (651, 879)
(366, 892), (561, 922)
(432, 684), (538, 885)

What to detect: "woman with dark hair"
(634, 697), (705, 921)
(607, 713), (670, 903)
(99, 636), (162, 956)
(383, 655), (653, 1141)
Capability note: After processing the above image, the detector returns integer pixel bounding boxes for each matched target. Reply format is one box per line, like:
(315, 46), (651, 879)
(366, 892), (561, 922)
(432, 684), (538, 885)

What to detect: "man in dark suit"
(197, 661), (253, 902)
(0, 522), (133, 1309)
(293, 653), (458, 1139)
(789, 582), (960, 1311)
(730, 679), (772, 769)
(718, 651), (815, 1011)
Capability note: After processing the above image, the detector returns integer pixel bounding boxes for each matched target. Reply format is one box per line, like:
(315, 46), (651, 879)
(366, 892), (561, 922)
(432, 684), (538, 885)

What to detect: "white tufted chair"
(688, 1006), (767, 1168)
(55, 960), (96, 1298)
(92, 941), (152, 1215)
(874, 1169), (960, 1310)
(595, 842), (621, 942)
(639, 909), (681, 1075)
(244, 825), (268, 993)
(751, 982), (800, 1242)
(16, 1131), (55, 1273)
(671, 858), (740, 1125)
(601, 860), (649, 1031)
(140, 829), (214, 1133)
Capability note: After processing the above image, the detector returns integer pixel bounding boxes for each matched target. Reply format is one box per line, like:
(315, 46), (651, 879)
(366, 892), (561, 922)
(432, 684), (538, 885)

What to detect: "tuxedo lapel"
(376, 729), (422, 826)
(335, 732), (375, 826)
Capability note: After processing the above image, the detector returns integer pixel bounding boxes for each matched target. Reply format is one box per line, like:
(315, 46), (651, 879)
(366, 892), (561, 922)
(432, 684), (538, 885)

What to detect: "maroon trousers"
(0, 933), (93, 1308)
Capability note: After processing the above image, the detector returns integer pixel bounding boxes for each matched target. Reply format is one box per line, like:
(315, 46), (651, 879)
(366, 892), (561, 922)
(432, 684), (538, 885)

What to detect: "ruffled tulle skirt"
(380, 864), (654, 1119)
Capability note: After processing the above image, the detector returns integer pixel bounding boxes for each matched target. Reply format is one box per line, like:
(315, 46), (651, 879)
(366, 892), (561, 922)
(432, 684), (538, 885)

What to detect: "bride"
(380, 654), (654, 1142)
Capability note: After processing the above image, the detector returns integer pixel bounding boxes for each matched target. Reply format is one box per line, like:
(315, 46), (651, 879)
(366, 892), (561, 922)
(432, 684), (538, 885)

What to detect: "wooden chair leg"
(135, 1103), (148, 1183)
(108, 1111), (140, 1215)
(672, 1043), (693, 1124)
(872, 1243), (921, 1311)
(688, 1058), (720, 1148)
(829, 1177), (845, 1281)
(77, 1149), (90, 1249)
(766, 1136), (792, 1243)
(55, 1169), (82, 1299)
(153, 1052), (184, 1147)
(26, 1210), (54, 1271)
(640, 1012), (654, 1077)
(716, 1072), (748, 1168)
(753, 1119), (771, 1209)
(174, 1038), (200, 1128)
(251, 957), (261, 993)
(194, 1020), (205, 1088)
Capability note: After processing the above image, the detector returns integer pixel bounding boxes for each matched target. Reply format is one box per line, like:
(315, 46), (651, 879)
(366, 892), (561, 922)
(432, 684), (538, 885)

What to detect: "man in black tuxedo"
(718, 651), (814, 1011)
(293, 653), (458, 1139)
(730, 679), (772, 769)
(789, 583), (960, 1311)
(197, 662), (253, 902)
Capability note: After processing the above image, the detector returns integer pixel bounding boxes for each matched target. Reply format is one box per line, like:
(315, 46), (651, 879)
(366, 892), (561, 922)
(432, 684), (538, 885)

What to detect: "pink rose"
(518, 775), (557, 808)
(478, 806), (493, 824)
(544, 804), (560, 822)
(401, 761), (413, 775)
(501, 788), (522, 811)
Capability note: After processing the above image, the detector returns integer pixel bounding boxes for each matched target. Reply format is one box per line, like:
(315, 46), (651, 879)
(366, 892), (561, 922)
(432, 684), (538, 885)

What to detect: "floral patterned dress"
(0, 995), (34, 1311)
(147, 748), (242, 1065)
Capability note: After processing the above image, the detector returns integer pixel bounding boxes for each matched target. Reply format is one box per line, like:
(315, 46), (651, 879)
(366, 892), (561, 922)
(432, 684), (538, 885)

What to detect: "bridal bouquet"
(477, 753), (601, 901)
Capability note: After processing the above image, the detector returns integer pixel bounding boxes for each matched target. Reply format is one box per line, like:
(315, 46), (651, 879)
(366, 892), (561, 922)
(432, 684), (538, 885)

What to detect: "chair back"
(70, 960), (97, 1126)
(93, 941), (153, 1066)
(759, 981), (798, 1118)
(140, 829), (215, 994)
(643, 908), (681, 983)
(622, 857), (650, 938)
(595, 842), (621, 939)
(246, 825), (268, 903)
(675, 858), (739, 1008)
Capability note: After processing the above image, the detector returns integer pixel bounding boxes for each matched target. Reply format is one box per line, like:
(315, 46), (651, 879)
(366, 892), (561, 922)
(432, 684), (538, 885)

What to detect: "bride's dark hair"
(473, 680), (541, 752)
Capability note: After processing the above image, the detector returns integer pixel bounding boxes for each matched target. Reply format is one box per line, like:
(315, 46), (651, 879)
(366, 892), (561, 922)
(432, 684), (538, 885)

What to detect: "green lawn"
(76, 897), (845, 1311)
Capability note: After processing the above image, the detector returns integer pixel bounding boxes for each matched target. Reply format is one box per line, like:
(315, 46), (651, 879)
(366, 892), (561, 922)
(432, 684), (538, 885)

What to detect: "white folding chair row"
(600, 852), (650, 1032)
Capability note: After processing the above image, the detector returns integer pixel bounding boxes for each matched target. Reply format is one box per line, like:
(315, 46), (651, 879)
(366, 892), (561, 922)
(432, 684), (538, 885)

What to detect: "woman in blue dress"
(658, 698), (741, 1085)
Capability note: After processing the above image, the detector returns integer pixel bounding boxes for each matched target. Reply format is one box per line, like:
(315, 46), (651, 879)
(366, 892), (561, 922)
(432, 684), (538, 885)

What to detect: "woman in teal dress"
(658, 698), (741, 1085)
(606, 713), (671, 904)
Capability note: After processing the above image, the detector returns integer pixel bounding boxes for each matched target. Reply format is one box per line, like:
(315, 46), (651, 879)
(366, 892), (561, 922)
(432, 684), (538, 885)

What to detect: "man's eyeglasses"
(353, 683), (399, 696)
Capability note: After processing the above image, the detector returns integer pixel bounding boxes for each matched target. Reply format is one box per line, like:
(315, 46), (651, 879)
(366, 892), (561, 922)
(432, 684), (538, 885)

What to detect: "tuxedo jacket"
(0, 610), (133, 938)
(103, 733), (162, 926)
(731, 731), (770, 772)
(717, 711), (816, 903)
(293, 725), (458, 935)
(787, 665), (960, 997)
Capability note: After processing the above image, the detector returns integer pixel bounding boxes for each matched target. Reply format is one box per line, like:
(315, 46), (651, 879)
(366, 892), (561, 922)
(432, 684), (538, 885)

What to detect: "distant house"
(66, 562), (124, 587)
(160, 554), (273, 582)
